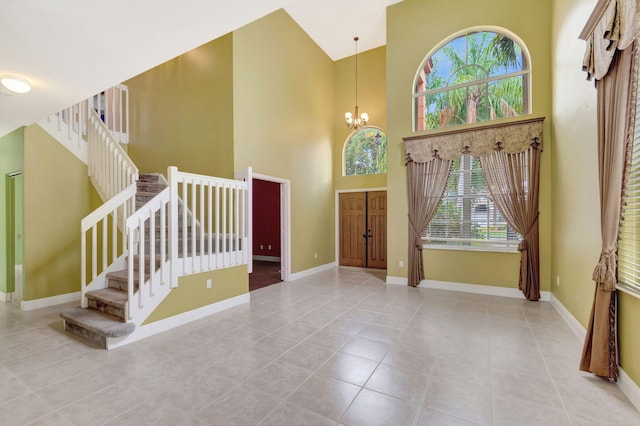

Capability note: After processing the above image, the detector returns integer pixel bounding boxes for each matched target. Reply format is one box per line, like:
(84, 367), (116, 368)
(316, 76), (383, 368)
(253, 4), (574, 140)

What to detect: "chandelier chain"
(354, 36), (359, 110)
(345, 36), (368, 130)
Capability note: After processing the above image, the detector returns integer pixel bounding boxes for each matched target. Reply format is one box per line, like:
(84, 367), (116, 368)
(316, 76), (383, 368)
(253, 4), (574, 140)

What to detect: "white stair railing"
(80, 183), (137, 307)
(93, 85), (129, 144)
(169, 166), (248, 287)
(87, 108), (138, 201)
(122, 166), (249, 323)
(125, 188), (171, 322)
(41, 85), (130, 164)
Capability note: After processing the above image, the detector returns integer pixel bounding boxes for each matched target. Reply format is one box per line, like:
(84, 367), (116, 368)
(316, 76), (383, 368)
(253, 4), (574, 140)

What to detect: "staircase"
(45, 86), (251, 349)
(60, 173), (167, 347)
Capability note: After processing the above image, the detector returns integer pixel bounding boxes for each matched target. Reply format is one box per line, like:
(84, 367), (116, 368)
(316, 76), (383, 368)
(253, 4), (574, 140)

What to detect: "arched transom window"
(343, 127), (387, 176)
(414, 29), (530, 131)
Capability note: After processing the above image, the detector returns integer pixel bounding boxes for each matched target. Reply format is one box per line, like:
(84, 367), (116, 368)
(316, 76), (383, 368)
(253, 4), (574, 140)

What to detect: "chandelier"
(345, 36), (368, 130)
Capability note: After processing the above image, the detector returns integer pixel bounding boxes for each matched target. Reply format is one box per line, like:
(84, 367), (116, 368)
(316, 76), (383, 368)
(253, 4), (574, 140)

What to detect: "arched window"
(414, 29), (530, 131)
(343, 127), (387, 176)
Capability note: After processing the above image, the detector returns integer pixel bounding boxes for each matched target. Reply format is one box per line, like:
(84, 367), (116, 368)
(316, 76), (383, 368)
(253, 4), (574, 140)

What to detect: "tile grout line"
(523, 307), (574, 426)
(197, 276), (389, 424)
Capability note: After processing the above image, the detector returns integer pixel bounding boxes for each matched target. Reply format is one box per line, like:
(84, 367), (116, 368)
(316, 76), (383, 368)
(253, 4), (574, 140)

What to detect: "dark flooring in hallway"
(249, 260), (282, 291)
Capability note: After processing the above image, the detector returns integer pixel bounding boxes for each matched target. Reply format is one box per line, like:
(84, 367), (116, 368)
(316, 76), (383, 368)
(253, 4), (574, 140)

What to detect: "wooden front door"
(339, 191), (387, 269)
(367, 191), (387, 269)
(339, 192), (366, 267)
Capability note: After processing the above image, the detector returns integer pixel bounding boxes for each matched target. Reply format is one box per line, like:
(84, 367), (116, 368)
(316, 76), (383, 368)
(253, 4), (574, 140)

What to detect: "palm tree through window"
(414, 30), (530, 131)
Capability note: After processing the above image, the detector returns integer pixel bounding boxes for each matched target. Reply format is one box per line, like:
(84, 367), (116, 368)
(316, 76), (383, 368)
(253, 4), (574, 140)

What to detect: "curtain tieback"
(592, 248), (617, 292)
(517, 212), (540, 252)
(408, 215), (423, 249)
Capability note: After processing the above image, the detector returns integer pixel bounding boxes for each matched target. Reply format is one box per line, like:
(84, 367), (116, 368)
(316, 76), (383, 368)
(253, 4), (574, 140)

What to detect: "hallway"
(0, 268), (638, 425)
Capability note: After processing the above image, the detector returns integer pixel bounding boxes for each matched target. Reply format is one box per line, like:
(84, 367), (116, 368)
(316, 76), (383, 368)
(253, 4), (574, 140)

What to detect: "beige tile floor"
(1, 267), (639, 425)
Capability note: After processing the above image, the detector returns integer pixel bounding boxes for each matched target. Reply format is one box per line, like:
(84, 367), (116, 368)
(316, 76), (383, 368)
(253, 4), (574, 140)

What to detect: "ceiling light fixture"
(345, 37), (368, 130)
(1, 76), (32, 94)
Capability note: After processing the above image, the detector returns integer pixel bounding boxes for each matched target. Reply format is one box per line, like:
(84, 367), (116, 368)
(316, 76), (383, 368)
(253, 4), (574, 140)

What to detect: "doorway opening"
(5, 171), (24, 306)
(337, 189), (387, 269)
(250, 173), (291, 291)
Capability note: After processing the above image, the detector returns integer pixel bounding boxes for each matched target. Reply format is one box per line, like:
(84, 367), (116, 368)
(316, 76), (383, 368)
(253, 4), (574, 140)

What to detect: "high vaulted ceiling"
(0, 0), (402, 137)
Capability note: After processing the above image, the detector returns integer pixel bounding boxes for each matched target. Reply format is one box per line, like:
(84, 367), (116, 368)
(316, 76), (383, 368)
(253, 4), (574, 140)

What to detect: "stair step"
(107, 269), (146, 292)
(138, 173), (163, 183)
(85, 288), (128, 321)
(132, 254), (162, 270)
(60, 307), (135, 348)
(136, 192), (159, 203)
(137, 182), (166, 193)
(135, 200), (180, 212)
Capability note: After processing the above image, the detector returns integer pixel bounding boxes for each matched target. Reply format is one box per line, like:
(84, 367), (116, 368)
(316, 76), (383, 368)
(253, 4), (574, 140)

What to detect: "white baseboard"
(419, 279), (550, 301)
(386, 276), (408, 286)
(21, 292), (81, 311)
(288, 262), (336, 281)
(0, 291), (9, 302)
(549, 293), (586, 340)
(549, 293), (640, 413)
(106, 293), (251, 350)
(253, 255), (281, 262)
(618, 367), (640, 414)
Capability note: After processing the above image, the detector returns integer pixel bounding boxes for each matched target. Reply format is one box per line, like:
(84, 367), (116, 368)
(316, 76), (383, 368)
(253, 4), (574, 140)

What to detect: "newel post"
(168, 166), (179, 288)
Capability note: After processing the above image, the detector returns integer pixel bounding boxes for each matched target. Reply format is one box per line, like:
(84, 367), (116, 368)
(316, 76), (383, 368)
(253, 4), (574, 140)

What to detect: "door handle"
(363, 229), (373, 239)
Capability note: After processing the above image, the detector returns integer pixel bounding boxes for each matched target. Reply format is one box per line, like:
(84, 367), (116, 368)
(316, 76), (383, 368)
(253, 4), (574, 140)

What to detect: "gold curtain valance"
(581, 0), (640, 80)
(403, 118), (544, 163)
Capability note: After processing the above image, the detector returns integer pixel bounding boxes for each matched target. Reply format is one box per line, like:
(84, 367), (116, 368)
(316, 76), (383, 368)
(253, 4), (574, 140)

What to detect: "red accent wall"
(252, 179), (281, 257)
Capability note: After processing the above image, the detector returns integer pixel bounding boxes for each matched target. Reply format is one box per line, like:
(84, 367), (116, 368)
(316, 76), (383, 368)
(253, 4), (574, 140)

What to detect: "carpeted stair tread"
(60, 307), (135, 338)
(137, 190), (163, 197)
(137, 173), (163, 183)
(132, 255), (163, 268)
(107, 269), (149, 282)
(85, 288), (128, 308)
(137, 182), (166, 192)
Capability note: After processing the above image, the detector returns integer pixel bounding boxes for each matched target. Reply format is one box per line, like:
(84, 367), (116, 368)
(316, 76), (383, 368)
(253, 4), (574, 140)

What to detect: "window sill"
(616, 282), (640, 300)
(422, 244), (519, 254)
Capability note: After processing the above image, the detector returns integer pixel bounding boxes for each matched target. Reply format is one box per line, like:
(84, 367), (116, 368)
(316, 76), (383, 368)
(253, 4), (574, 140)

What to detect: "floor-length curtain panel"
(406, 157), (452, 287)
(580, 44), (638, 380)
(480, 145), (541, 301)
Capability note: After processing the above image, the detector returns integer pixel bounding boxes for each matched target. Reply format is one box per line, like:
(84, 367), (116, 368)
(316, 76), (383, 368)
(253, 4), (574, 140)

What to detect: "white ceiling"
(0, 0), (401, 137)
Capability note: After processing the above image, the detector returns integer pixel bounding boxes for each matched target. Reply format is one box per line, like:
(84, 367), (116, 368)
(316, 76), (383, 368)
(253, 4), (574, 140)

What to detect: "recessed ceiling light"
(1, 76), (31, 94)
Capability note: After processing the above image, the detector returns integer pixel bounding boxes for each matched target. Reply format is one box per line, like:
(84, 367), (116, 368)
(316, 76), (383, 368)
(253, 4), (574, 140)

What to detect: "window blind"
(617, 72), (640, 294)
(424, 155), (520, 249)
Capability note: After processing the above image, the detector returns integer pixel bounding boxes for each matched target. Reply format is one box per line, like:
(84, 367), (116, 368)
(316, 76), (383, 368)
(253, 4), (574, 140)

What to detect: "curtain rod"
(579, 0), (611, 40)
(402, 117), (545, 142)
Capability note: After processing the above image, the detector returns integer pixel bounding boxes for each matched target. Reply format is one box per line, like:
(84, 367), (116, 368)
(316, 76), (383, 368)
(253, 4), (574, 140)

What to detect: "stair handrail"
(87, 108), (138, 202)
(125, 187), (171, 321)
(93, 85), (130, 145)
(169, 166), (249, 287)
(80, 183), (137, 307)
(41, 85), (130, 165)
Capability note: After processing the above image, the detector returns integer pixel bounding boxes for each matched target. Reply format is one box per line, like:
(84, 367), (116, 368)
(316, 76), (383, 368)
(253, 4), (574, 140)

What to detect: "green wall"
(424, 249), (520, 287)
(0, 128), (25, 294)
(551, 0), (640, 388)
(13, 175), (24, 267)
(144, 265), (247, 324)
(23, 125), (97, 300)
(333, 46), (387, 191)
(125, 33), (235, 179)
(386, 0), (553, 293)
(233, 10), (336, 273)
